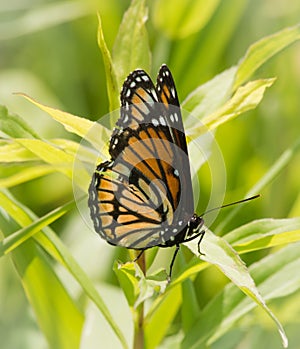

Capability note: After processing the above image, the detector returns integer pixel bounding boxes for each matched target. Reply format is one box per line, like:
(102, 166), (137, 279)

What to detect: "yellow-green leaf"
(16, 138), (73, 178)
(0, 191), (84, 349)
(97, 14), (119, 112)
(234, 23), (300, 89)
(184, 231), (288, 348)
(112, 0), (151, 86)
(187, 78), (275, 137)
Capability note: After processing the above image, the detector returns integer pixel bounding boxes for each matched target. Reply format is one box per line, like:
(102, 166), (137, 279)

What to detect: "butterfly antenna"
(200, 194), (260, 217)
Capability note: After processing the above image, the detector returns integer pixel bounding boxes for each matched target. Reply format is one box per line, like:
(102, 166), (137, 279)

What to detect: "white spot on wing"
(152, 118), (159, 127)
(159, 116), (166, 126)
(123, 114), (129, 123)
(170, 87), (176, 98)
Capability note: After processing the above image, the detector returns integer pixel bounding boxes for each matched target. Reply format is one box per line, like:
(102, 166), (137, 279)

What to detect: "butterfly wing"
(88, 65), (194, 249)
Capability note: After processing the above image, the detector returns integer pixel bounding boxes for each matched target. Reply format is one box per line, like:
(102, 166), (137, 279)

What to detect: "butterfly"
(88, 64), (205, 278)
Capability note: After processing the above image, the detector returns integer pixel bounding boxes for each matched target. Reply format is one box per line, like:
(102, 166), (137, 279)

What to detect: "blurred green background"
(1, 0), (300, 348)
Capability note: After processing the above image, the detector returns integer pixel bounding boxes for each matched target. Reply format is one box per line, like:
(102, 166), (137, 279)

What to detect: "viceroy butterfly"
(88, 64), (204, 278)
(88, 64), (258, 278)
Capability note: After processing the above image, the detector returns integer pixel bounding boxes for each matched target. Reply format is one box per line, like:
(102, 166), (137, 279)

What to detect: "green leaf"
(0, 198), (76, 256)
(188, 78), (275, 137)
(0, 191), (84, 349)
(234, 23), (300, 89)
(183, 242), (300, 348)
(97, 14), (120, 112)
(36, 231), (129, 349)
(16, 138), (74, 178)
(113, 261), (141, 308)
(19, 93), (108, 148)
(0, 105), (39, 138)
(0, 190), (129, 349)
(181, 277), (200, 333)
(113, 261), (167, 309)
(145, 284), (182, 349)
(226, 218), (300, 253)
(182, 67), (236, 122)
(112, 0), (151, 87)
(0, 140), (38, 162)
(184, 230), (288, 348)
(0, 165), (54, 188)
(153, 0), (220, 39)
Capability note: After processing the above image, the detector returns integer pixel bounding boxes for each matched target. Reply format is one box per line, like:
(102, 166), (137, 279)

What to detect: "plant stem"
(133, 252), (146, 349)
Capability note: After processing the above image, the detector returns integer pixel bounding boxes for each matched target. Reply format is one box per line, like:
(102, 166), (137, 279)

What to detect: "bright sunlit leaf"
(0, 141), (38, 162)
(226, 217), (300, 253)
(19, 93), (104, 144)
(188, 78), (275, 136)
(16, 138), (74, 178)
(182, 67), (236, 123)
(183, 230), (288, 348)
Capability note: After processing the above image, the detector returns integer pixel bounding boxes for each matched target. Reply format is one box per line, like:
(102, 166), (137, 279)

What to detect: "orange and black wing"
(88, 65), (194, 249)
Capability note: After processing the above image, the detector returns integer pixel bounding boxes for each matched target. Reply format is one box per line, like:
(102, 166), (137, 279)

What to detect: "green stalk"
(133, 252), (146, 349)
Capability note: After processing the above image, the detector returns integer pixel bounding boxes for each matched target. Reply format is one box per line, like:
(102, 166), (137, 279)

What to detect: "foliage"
(1, 1), (300, 349)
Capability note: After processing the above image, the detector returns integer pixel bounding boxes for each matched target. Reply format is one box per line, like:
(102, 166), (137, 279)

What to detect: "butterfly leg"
(183, 230), (206, 256)
(197, 230), (205, 256)
(168, 244), (180, 282)
(133, 249), (145, 262)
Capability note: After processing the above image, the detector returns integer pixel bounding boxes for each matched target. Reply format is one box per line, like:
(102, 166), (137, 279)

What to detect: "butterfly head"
(187, 214), (204, 237)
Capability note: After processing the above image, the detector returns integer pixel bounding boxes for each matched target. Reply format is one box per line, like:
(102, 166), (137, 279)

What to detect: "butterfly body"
(88, 65), (204, 274)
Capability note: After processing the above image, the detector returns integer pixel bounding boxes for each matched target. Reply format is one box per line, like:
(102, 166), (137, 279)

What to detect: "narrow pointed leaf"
(0, 191), (84, 349)
(234, 23), (300, 89)
(0, 199), (76, 256)
(19, 94), (109, 149)
(97, 14), (119, 112)
(0, 141), (38, 162)
(182, 67), (236, 123)
(181, 242), (300, 349)
(193, 78), (275, 134)
(112, 0), (150, 86)
(0, 165), (54, 188)
(16, 139), (74, 178)
(226, 217), (300, 253)
(184, 230), (288, 348)
(0, 105), (39, 138)
(0, 190), (129, 349)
